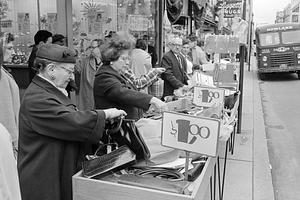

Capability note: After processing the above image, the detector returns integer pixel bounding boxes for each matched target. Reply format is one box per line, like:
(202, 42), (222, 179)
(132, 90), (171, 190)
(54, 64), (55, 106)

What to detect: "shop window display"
(71, 0), (157, 54)
(1, 0), (57, 64)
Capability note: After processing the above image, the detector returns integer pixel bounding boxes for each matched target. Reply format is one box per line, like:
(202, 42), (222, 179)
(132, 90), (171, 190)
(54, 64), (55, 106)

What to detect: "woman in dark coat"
(17, 44), (126, 200)
(94, 32), (166, 120)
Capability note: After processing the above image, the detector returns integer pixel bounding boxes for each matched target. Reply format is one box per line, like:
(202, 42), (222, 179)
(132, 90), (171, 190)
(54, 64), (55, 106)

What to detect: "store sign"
(128, 15), (149, 31)
(162, 112), (220, 156)
(193, 87), (225, 108)
(221, 0), (242, 18)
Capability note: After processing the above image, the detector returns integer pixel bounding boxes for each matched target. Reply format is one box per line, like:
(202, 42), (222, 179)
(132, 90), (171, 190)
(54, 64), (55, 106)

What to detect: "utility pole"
(237, 0), (248, 133)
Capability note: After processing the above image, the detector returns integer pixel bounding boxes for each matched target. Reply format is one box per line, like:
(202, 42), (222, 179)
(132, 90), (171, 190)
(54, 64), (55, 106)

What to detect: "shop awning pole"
(237, 0), (248, 133)
(37, 0), (41, 29)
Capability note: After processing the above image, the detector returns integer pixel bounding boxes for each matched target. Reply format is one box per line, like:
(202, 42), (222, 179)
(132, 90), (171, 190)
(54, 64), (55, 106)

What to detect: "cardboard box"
(73, 157), (216, 200)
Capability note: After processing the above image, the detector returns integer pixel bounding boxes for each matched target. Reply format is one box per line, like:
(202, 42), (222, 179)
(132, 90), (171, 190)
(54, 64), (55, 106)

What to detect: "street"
(259, 72), (300, 200)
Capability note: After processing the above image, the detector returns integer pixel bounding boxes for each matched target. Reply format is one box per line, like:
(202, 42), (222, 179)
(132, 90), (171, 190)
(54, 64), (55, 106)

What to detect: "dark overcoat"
(18, 75), (106, 200)
(160, 51), (189, 98)
(93, 64), (152, 120)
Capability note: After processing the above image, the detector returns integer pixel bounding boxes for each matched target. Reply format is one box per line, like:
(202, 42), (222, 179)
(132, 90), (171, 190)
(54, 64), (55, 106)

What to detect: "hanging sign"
(223, 0), (243, 18)
(162, 112), (220, 156)
(193, 87), (225, 108)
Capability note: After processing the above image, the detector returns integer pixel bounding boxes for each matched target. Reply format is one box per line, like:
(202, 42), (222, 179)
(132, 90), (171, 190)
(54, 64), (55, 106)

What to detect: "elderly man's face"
(169, 42), (182, 54)
(52, 63), (75, 89)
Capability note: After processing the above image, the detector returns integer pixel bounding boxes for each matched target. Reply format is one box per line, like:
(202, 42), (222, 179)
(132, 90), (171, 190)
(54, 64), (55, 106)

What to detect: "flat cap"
(36, 44), (76, 63)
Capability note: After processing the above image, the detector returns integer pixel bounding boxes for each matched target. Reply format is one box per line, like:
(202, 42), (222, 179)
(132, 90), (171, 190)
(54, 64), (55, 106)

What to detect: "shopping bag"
(108, 118), (151, 161)
(149, 78), (164, 99)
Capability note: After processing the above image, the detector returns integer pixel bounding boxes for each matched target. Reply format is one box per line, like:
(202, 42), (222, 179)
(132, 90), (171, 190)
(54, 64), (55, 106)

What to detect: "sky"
(253, 0), (291, 25)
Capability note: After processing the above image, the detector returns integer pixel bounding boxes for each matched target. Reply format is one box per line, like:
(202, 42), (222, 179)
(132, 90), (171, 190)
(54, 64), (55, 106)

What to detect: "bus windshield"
(259, 32), (280, 46)
(282, 30), (300, 44)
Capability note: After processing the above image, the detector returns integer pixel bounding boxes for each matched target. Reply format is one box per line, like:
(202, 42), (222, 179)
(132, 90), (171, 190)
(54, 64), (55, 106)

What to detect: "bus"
(255, 23), (300, 79)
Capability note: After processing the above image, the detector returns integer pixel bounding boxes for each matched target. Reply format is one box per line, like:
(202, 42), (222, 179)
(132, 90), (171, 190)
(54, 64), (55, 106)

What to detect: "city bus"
(255, 23), (300, 79)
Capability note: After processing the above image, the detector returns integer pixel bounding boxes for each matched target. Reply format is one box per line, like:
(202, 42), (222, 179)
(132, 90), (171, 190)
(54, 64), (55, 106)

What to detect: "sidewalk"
(220, 58), (275, 200)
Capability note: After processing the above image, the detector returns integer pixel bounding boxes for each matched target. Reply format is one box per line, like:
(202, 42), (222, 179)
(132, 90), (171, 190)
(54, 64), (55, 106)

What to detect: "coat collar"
(32, 75), (71, 104)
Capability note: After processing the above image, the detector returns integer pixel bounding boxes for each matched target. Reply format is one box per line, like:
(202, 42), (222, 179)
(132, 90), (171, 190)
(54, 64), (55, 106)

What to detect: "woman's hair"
(135, 39), (147, 50)
(100, 31), (135, 65)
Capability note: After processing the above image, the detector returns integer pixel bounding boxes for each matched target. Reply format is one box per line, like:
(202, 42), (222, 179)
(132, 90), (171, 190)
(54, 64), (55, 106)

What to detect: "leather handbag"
(107, 118), (151, 161)
(82, 145), (136, 178)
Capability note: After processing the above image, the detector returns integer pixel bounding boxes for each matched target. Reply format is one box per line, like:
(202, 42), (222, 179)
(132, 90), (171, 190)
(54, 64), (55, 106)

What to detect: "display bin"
(73, 157), (216, 200)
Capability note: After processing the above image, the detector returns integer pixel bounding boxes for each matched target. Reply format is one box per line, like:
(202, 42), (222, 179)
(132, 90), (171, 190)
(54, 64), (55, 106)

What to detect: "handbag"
(107, 118), (151, 161)
(82, 145), (136, 178)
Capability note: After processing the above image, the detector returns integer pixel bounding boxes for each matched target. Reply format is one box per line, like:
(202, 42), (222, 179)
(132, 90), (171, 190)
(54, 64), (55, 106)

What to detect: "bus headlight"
(298, 53), (300, 59)
(262, 56), (268, 62)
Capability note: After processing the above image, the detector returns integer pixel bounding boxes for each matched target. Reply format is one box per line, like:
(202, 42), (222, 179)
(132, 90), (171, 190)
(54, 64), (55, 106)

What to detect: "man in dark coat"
(28, 30), (53, 82)
(160, 36), (189, 98)
(18, 44), (126, 200)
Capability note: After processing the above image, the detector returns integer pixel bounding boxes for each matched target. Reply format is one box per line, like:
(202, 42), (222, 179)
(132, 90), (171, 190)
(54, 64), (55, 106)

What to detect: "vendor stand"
(73, 35), (240, 200)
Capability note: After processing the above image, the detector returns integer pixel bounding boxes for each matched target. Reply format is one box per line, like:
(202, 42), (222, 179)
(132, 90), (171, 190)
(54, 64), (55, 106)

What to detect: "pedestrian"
(188, 34), (209, 66)
(28, 30), (52, 82)
(17, 43), (126, 200)
(52, 33), (67, 46)
(94, 31), (166, 120)
(78, 39), (102, 110)
(130, 38), (152, 93)
(160, 35), (189, 99)
(0, 42), (20, 154)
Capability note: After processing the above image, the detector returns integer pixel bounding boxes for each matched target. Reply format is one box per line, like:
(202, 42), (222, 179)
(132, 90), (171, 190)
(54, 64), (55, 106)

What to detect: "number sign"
(193, 87), (225, 108)
(162, 112), (220, 156)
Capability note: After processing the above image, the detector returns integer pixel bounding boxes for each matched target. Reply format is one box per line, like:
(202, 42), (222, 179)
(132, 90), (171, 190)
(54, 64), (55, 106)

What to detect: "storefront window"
(71, 0), (156, 55)
(1, 0), (57, 64)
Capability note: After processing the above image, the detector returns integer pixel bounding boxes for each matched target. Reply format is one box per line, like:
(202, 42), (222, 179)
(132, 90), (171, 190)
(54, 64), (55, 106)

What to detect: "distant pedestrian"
(28, 30), (52, 82)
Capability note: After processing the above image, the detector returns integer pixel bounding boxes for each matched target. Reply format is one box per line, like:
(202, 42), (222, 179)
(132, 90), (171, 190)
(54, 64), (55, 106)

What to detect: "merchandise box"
(73, 157), (216, 200)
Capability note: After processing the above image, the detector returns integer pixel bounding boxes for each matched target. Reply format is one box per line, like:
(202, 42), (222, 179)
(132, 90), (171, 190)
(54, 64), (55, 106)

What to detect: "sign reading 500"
(162, 112), (220, 156)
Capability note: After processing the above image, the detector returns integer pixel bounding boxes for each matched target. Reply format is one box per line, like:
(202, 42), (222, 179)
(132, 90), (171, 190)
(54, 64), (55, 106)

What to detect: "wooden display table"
(73, 157), (216, 200)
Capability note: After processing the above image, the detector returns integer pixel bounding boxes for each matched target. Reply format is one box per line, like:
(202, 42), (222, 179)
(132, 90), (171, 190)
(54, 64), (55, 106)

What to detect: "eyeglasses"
(119, 55), (131, 62)
(58, 66), (74, 76)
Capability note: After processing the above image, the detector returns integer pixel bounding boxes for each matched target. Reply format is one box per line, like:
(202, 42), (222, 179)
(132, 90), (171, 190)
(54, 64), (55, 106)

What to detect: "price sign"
(193, 87), (225, 107)
(162, 112), (220, 156)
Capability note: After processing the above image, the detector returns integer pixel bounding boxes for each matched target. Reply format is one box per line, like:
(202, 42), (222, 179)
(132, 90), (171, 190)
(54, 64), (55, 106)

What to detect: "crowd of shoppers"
(0, 28), (211, 200)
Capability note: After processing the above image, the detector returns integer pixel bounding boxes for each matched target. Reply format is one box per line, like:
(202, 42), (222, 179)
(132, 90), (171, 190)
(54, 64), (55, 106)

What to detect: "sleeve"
(25, 97), (106, 143)
(122, 68), (159, 90)
(94, 73), (153, 110)
(160, 56), (184, 89)
(199, 49), (209, 65)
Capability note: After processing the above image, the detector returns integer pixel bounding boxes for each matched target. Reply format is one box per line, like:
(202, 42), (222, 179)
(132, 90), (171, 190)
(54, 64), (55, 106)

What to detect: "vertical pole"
(156, 0), (164, 64)
(37, 0), (41, 30)
(237, 0), (247, 133)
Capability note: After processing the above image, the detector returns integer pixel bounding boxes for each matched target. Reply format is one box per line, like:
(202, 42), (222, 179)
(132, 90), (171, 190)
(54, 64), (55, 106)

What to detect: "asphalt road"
(259, 72), (300, 200)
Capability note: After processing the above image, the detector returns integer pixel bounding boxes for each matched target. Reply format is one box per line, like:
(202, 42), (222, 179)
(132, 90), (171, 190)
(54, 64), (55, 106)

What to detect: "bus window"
(259, 32), (280, 46)
(282, 30), (300, 44)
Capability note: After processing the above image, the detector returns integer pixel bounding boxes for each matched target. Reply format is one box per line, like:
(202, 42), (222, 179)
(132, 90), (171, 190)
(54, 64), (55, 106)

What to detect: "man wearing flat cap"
(17, 44), (126, 200)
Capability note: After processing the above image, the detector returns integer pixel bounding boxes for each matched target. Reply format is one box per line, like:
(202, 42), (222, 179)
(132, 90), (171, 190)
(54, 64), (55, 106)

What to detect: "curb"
(252, 68), (275, 200)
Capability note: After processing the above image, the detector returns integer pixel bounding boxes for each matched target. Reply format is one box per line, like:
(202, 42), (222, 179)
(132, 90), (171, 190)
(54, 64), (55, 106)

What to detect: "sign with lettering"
(193, 87), (225, 108)
(128, 15), (149, 31)
(162, 112), (220, 156)
(223, 0), (242, 18)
